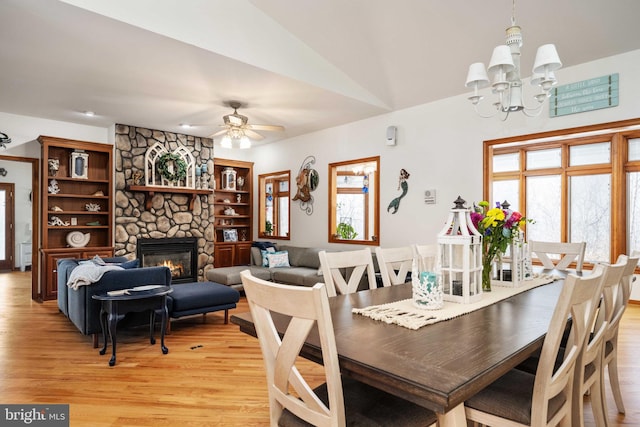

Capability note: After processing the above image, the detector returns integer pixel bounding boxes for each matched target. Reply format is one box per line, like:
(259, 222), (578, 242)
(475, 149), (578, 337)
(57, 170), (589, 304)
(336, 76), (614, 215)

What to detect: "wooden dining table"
(231, 277), (565, 427)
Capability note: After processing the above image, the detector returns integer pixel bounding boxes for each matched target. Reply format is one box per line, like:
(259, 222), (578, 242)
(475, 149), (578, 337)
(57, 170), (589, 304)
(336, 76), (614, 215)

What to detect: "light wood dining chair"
(240, 270), (438, 427)
(571, 257), (627, 427)
(319, 249), (377, 297)
(375, 246), (413, 287)
(600, 254), (639, 418)
(529, 240), (586, 272)
(464, 265), (607, 427)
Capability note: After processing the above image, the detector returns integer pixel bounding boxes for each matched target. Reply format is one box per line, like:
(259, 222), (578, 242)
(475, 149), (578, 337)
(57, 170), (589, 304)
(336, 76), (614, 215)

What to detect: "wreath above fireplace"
(157, 153), (187, 183)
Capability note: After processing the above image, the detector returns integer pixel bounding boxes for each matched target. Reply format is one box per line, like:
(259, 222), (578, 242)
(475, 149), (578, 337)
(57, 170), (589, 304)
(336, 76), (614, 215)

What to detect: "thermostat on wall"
(424, 189), (436, 204)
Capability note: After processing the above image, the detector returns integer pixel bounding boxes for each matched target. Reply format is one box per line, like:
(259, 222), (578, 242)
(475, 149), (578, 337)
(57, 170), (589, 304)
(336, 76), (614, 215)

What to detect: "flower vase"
(481, 257), (493, 292)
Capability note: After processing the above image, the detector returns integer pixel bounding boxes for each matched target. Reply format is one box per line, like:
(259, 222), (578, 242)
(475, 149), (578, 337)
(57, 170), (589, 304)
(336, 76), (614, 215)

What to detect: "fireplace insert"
(136, 237), (198, 284)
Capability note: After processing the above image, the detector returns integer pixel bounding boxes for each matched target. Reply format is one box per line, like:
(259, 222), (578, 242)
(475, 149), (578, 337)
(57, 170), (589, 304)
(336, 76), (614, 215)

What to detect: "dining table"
(231, 274), (566, 427)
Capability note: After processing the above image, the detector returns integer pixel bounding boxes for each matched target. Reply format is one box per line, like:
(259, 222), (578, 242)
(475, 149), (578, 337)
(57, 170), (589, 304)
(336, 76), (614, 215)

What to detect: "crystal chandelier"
(465, 0), (562, 120)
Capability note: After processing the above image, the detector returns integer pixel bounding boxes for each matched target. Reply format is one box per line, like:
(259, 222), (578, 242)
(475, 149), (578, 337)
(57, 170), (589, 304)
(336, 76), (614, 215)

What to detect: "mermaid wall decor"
(387, 168), (410, 214)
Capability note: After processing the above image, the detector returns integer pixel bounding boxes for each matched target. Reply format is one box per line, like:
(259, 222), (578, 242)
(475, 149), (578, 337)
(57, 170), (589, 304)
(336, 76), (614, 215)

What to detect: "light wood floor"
(1, 271), (638, 426)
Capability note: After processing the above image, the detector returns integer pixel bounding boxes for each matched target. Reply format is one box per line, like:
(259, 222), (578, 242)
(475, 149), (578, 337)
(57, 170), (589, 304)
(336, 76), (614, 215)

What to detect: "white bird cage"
(437, 196), (483, 304)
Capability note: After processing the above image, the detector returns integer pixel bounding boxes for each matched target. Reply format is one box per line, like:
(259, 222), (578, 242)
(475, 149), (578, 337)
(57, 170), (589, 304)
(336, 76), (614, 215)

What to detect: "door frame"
(0, 183), (15, 270)
(0, 155), (39, 300)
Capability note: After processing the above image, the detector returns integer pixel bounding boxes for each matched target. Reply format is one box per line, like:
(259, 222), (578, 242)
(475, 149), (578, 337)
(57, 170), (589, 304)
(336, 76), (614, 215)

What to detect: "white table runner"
(352, 275), (557, 330)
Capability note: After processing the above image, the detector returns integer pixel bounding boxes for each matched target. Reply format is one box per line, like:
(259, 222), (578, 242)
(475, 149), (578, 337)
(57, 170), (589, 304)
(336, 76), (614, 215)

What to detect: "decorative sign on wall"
(549, 73), (619, 117)
(292, 155), (319, 215)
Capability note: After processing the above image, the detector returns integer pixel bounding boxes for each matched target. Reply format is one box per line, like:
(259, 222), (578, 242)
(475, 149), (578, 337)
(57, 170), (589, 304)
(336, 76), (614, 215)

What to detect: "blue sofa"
(57, 257), (172, 346)
(57, 257), (241, 347)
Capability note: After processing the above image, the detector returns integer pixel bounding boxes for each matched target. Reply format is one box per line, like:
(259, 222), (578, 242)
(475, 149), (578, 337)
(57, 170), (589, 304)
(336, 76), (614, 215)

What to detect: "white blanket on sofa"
(66, 262), (123, 290)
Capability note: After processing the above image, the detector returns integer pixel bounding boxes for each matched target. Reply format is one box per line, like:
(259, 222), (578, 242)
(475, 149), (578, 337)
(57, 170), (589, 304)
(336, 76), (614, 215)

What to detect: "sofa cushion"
(271, 267), (323, 287)
(278, 246), (322, 269)
(167, 282), (240, 314)
(205, 266), (271, 286)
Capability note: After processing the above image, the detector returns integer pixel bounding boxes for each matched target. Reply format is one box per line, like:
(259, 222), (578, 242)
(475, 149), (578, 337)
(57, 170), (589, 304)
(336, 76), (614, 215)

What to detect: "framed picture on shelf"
(223, 228), (238, 242)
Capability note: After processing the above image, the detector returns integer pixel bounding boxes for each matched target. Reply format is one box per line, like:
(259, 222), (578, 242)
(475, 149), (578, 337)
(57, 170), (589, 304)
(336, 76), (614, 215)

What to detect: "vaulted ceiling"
(2, 0), (640, 146)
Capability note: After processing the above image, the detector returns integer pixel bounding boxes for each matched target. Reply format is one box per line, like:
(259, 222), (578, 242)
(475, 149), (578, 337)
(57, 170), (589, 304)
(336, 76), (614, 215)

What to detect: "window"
(328, 157), (380, 245)
(258, 171), (290, 239)
(485, 119), (640, 265)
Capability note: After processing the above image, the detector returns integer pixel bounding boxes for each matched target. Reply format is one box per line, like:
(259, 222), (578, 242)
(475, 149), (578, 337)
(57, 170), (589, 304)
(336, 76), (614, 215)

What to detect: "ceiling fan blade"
(210, 129), (228, 137)
(247, 124), (285, 132)
(244, 129), (265, 140)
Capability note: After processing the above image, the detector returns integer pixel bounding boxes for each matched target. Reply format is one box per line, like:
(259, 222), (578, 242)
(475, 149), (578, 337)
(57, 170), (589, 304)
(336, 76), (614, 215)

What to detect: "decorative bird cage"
(437, 196), (483, 304)
(492, 229), (531, 287)
(221, 167), (237, 190)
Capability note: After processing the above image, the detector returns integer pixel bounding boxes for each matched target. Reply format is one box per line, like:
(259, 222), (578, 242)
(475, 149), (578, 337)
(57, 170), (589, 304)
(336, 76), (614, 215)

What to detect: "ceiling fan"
(210, 101), (284, 148)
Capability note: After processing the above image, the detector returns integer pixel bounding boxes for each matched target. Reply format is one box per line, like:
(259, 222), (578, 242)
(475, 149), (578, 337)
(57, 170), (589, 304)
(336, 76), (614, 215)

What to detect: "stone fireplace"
(137, 237), (198, 284)
(113, 124), (215, 281)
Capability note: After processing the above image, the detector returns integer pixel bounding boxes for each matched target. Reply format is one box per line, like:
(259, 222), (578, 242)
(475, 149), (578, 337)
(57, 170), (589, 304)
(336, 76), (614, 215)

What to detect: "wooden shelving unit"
(38, 136), (114, 301)
(213, 158), (253, 267)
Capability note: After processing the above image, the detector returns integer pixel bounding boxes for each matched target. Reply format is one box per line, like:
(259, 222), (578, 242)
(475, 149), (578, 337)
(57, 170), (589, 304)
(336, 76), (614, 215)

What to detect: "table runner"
(352, 274), (557, 330)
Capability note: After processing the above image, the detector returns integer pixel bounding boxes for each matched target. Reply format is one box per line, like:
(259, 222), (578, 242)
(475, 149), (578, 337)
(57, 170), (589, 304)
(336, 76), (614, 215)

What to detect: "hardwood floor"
(1, 271), (638, 426)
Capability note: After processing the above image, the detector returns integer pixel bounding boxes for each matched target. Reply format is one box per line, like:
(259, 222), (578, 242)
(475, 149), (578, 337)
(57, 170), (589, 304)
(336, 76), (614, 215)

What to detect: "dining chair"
(319, 248), (377, 297)
(239, 270), (438, 427)
(600, 254), (639, 418)
(374, 246), (413, 287)
(529, 240), (586, 272)
(464, 264), (607, 427)
(571, 257), (627, 427)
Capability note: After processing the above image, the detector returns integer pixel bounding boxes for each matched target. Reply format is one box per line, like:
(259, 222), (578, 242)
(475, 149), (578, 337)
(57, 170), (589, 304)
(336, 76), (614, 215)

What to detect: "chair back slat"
(529, 241), (586, 271)
(375, 246), (413, 287)
(319, 249), (376, 297)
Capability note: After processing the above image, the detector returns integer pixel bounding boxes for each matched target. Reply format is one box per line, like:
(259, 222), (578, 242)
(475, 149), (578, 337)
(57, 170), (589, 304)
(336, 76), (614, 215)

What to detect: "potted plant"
(336, 222), (357, 240)
(265, 220), (273, 236)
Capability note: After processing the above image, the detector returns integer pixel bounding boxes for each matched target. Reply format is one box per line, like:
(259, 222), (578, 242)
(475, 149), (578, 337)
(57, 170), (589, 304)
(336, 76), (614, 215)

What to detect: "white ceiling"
(1, 0), (640, 147)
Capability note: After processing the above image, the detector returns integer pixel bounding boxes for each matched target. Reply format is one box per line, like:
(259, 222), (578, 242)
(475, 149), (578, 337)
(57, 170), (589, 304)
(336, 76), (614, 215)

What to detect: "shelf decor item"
(221, 167), (237, 190)
(70, 150), (89, 179)
(66, 231), (91, 248)
(223, 229), (238, 242)
(85, 203), (101, 212)
(144, 142), (196, 189)
(437, 196), (483, 304)
(48, 158), (60, 176)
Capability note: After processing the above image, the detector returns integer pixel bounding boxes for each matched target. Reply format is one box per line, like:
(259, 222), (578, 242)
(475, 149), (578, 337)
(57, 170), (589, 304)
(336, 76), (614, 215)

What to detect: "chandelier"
(465, 0), (562, 119)
(220, 127), (251, 149)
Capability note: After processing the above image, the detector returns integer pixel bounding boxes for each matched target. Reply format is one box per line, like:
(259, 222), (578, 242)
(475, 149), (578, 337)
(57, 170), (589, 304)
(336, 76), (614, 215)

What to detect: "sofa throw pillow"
(261, 247), (277, 267)
(253, 241), (277, 251)
(267, 251), (290, 268)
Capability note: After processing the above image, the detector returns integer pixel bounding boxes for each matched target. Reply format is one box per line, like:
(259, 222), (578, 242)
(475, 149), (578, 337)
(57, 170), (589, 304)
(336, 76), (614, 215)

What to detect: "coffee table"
(92, 285), (173, 366)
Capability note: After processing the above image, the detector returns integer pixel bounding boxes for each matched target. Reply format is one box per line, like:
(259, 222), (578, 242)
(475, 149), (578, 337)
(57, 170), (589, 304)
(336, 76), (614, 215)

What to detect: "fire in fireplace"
(136, 237), (198, 284)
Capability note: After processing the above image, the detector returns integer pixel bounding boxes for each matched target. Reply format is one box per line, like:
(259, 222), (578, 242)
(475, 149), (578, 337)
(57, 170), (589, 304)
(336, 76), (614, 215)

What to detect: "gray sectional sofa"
(206, 244), (326, 289)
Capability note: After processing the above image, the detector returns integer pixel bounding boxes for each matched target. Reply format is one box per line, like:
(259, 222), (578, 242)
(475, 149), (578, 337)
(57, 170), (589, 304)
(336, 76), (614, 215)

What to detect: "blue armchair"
(57, 257), (171, 346)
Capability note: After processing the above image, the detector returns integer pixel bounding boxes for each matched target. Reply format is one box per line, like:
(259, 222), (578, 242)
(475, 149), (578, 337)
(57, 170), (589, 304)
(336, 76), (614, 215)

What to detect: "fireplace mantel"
(127, 185), (213, 210)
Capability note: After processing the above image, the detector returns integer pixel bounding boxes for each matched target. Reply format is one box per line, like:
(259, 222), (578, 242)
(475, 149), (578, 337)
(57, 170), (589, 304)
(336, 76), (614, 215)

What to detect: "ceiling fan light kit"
(465, 0), (562, 120)
(212, 101), (284, 149)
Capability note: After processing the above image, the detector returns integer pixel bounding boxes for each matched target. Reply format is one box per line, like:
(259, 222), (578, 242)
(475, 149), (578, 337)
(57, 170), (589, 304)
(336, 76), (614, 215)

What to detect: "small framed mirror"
(328, 156), (380, 245)
(258, 170), (291, 239)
